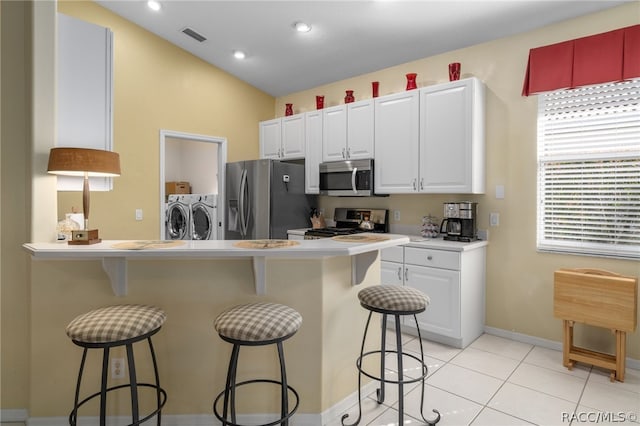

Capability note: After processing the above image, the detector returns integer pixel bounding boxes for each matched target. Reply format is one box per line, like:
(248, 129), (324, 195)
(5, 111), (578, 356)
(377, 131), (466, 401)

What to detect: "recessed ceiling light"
(293, 22), (312, 33)
(147, 1), (161, 11)
(233, 50), (246, 60)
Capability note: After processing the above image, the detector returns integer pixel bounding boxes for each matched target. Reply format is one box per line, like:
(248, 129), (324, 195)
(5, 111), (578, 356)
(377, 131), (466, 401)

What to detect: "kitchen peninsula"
(22, 235), (408, 422)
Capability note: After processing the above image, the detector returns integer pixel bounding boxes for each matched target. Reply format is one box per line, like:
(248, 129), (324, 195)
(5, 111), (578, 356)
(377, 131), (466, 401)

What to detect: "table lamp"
(47, 147), (121, 244)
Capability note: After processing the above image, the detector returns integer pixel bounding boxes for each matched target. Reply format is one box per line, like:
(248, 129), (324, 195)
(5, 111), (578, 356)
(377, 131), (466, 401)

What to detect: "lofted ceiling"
(95, 0), (629, 97)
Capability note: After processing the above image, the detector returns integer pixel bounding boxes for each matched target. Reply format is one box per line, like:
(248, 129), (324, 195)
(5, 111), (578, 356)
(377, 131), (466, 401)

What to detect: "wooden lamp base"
(68, 229), (101, 245)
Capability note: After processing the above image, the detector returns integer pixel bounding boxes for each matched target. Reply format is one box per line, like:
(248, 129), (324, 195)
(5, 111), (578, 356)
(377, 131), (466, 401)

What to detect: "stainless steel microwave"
(319, 159), (376, 196)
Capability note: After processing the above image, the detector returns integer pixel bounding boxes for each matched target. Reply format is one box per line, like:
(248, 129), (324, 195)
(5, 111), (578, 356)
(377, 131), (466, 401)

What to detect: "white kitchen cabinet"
(259, 114), (305, 160)
(57, 13), (113, 191)
(374, 91), (420, 193)
(380, 241), (486, 348)
(322, 105), (347, 161)
(259, 118), (281, 159)
(374, 78), (485, 194)
(322, 100), (374, 162)
(419, 77), (485, 193)
(346, 100), (375, 159)
(304, 110), (323, 194)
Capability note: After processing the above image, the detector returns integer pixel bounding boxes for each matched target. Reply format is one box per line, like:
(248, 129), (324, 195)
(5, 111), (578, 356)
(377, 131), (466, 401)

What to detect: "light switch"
(135, 209), (143, 221)
(495, 185), (505, 199)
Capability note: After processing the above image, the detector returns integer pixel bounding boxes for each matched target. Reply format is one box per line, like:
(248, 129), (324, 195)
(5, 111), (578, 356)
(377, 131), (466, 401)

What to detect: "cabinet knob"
(427, 255), (433, 261)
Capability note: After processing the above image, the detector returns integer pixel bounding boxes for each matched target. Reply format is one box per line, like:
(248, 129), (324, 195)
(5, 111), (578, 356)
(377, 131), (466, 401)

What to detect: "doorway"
(159, 130), (227, 239)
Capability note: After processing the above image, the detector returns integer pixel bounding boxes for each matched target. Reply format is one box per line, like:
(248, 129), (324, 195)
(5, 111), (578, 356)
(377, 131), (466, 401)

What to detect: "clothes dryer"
(191, 194), (218, 240)
(165, 194), (191, 240)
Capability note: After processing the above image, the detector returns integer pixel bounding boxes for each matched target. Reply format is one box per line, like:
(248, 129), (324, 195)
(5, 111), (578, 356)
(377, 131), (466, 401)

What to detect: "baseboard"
(483, 326), (640, 370)
(21, 382), (377, 426)
(17, 328), (638, 425)
(0, 408), (28, 422)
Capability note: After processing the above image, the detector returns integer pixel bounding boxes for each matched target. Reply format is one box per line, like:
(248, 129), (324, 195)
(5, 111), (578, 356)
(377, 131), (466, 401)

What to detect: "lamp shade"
(47, 147), (120, 177)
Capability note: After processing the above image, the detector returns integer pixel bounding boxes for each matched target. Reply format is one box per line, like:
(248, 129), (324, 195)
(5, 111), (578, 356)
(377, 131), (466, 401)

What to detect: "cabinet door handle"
(397, 266), (402, 281)
(420, 178), (424, 190)
(405, 267), (409, 281)
(347, 147), (351, 158)
(342, 148), (346, 159)
(412, 179), (417, 191)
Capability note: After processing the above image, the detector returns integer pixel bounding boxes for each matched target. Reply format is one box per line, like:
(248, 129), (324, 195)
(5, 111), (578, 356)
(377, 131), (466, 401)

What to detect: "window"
(537, 78), (640, 259)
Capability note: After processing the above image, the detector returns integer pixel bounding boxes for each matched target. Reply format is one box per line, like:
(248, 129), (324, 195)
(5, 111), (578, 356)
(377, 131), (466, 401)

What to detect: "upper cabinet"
(374, 91), (420, 193)
(375, 77), (485, 194)
(304, 110), (323, 194)
(57, 13), (113, 191)
(322, 99), (374, 162)
(259, 114), (306, 160)
(419, 78), (485, 194)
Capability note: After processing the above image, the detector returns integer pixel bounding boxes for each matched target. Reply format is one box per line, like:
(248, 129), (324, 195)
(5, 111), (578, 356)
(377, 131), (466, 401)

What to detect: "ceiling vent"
(181, 27), (207, 42)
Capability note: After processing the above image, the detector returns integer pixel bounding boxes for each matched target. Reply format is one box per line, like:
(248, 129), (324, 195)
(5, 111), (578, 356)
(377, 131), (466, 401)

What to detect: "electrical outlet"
(490, 212), (500, 227)
(393, 210), (401, 221)
(111, 357), (125, 379)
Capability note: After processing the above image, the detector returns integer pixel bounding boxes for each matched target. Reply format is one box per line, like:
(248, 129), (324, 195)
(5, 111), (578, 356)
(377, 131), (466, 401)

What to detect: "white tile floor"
(327, 333), (640, 426)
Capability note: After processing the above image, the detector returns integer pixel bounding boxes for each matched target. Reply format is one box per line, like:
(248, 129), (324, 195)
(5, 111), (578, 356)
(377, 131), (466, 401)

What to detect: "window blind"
(537, 78), (640, 259)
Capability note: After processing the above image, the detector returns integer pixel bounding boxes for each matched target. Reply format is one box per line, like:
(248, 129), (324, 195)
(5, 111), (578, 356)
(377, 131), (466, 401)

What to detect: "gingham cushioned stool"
(66, 304), (167, 426)
(213, 302), (302, 426)
(342, 286), (441, 426)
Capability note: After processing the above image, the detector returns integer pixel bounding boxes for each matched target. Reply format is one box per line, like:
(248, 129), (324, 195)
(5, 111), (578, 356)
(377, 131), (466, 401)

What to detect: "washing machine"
(165, 194), (191, 240)
(190, 194), (218, 240)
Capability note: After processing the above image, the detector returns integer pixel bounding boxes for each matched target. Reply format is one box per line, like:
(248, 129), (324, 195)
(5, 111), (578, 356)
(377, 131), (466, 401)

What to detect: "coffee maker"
(440, 202), (478, 242)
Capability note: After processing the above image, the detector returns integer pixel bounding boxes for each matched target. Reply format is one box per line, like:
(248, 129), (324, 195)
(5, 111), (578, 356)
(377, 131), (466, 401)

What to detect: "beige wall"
(2, 0), (639, 417)
(55, 1), (275, 240)
(277, 2), (640, 359)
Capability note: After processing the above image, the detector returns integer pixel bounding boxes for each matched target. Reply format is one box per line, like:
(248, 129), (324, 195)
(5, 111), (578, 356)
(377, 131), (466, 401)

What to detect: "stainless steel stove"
(304, 208), (389, 239)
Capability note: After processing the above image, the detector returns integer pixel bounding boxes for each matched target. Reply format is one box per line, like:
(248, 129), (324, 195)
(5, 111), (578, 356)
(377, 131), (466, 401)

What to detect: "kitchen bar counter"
(23, 234), (409, 296)
(24, 235), (408, 421)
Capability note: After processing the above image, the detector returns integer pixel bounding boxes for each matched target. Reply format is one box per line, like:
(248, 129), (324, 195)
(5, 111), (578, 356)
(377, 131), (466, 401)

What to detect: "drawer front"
(381, 246), (404, 263)
(404, 247), (460, 270)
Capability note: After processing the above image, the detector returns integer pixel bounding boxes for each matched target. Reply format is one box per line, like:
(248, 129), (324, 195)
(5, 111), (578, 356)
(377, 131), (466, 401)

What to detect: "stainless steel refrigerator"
(224, 159), (317, 240)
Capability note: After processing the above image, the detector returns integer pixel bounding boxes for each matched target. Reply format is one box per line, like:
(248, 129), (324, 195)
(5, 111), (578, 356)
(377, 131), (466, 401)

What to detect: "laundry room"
(162, 133), (224, 241)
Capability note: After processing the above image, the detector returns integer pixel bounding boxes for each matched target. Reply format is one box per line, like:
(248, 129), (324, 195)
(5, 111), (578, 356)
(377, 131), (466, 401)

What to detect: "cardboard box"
(166, 181), (191, 195)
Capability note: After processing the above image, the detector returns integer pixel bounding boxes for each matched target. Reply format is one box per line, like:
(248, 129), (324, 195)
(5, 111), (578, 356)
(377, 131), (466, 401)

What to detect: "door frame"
(159, 129), (227, 239)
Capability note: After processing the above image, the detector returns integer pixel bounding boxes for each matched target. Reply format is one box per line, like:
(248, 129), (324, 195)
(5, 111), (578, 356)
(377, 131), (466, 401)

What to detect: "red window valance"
(522, 24), (640, 96)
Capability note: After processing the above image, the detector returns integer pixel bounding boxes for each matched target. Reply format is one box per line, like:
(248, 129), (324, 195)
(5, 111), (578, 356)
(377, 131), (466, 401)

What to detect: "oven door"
(319, 159), (373, 196)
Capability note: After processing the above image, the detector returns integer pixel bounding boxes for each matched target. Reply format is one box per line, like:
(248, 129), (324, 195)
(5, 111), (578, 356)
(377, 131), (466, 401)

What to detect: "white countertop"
(23, 234), (409, 259)
(23, 234), (409, 296)
(403, 236), (488, 251)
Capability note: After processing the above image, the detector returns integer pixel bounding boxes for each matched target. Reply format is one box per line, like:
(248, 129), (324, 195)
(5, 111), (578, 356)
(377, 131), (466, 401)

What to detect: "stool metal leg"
(412, 314), (441, 426)
(394, 315), (404, 425)
(126, 343), (140, 425)
(341, 311), (374, 426)
(277, 341), (288, 426)
(147, 337), (163, 426)
(70, 348), (89, 426)
(100, 347), (109, 426)
(222, 344), (241, 425)
(376, 314), (387, 405)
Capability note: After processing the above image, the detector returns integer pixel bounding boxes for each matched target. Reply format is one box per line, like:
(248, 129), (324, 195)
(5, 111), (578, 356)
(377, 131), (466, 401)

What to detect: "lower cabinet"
(381, 243), (486, 348)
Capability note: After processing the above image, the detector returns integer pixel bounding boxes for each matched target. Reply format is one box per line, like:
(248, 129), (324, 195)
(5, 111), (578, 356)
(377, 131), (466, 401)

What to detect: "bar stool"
(213, 302), (302, 426)
(342, 286), (441, 426)
(65, 304), (167, 426)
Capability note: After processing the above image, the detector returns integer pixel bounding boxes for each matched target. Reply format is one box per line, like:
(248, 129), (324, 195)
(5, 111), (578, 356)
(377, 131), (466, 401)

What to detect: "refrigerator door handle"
(351, 167), (358, 194)
(239, 168), (248, 237)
